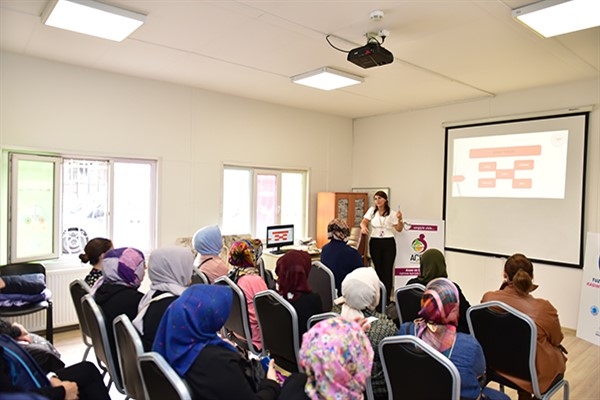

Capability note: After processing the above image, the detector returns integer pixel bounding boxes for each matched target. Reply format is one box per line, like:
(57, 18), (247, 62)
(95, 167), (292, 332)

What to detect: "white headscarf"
(337, 267), (381, 320)
(133, 246), (194, 333)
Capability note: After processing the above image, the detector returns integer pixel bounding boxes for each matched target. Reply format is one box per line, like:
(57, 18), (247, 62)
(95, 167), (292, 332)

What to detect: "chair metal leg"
(46, 301), (54, 343)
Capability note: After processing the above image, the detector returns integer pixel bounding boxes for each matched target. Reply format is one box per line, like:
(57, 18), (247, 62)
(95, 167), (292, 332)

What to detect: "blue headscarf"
(192, 225), (223, 256)
(152, 284), (236, 376)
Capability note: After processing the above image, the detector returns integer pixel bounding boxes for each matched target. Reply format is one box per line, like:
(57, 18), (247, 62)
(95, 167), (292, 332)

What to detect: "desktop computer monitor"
(266, 224), (294, 254)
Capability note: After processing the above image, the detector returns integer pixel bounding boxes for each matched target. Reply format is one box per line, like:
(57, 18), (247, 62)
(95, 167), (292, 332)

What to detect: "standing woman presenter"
(360, 190), (403, 298)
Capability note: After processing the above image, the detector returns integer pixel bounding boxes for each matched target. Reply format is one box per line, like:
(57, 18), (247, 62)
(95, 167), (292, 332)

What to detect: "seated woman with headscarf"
(192, 225), (229, 283)
(319, 218), (364, 295)
(398, 278), (509, 400)
(279, 316), (374, 400)
(406, 248), (471, 333)
(275, 250), (323, 338)
(332, 267), (397, 400)
(153, 284), (280, 400)
(227, 239), (268, 351)
(132, 246), (194, 351)
(91, 247), (146, 380)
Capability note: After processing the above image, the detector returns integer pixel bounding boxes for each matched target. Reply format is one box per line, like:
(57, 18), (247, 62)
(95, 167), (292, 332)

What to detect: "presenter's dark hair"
(373, 190), (390, 216)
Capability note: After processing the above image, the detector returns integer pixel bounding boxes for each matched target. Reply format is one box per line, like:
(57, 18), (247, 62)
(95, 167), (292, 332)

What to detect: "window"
(222, 165), (307, 241)
(8, 153), (157, 263)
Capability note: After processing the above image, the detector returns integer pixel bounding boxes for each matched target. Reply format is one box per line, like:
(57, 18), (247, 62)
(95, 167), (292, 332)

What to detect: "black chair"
(191, 270), (209, 285)
(80, 294), (126, 394)
(308, 261), (336, 311)
(377, 280), (387, 314)
(306, 311), (339, 330)
(0, 263), (53, 343)
(138, 352), (191, 400)
(214, 276), (261, 356)
(379, 335), (461, 400)
(113, 314), (147, 400)
(254, 289), (300, 372)
(467, 301), (570, 400)
(69, 279), (94, 362)
(394, 283), (426, 324)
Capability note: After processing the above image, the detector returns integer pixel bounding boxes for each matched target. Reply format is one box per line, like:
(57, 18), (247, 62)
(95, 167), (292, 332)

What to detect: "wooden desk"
(262, 247), (321, 278)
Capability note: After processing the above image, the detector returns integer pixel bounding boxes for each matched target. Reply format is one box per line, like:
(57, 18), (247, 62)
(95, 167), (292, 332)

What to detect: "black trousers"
(369, 237), (396, 298)
(57, 361), (111, 400)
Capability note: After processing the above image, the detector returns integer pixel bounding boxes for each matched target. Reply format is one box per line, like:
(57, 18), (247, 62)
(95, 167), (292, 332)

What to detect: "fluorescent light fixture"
(512, 0), (600, 37)
(41, 0), (146, 42)
(291, 67), (363, 91)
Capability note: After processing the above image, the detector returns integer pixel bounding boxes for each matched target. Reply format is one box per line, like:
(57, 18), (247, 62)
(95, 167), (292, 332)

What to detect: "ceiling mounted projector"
(347, 41), (394, 69)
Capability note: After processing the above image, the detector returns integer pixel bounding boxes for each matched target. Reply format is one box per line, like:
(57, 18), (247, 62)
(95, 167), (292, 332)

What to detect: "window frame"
(7, 151), (158, 263)
(222, 164), (308, 241)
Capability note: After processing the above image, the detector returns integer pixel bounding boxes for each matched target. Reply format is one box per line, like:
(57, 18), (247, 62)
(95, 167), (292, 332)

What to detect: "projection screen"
(443, 112), (588, 268)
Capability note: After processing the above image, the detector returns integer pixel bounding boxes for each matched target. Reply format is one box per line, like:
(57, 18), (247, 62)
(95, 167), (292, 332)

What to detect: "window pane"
(222, 168), (251, 235)
(113, 161), (154, 252)
(62, 160), (109, 254)
(12, 156), (58, 261)
(281, 172), (305, 240)
(256, 173), (277, 239)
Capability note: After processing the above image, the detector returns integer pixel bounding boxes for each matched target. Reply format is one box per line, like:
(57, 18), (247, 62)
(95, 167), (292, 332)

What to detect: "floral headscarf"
(275, 249), (312, 301)
(228, 239), (263, 269)
(152, 284), (236, 376)
(413, 277), (459, 357)
(299, 317), (374, 400)
(91, 247), (145, 293)
(327, 218), (350, 242)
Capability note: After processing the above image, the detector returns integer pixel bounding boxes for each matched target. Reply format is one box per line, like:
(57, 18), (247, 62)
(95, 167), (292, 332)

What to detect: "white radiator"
(8, 266), (88, 332)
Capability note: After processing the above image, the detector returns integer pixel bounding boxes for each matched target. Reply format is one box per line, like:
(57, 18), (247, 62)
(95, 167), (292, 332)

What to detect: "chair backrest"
(467, 301), (541, 396)
(0, 262), (46, 277)
(0, 263), (52, 343)
(113, 314), (147, 400)
(69, 280), (92, 339)
(80, 294), (125, 394)
(254, 290), (300, 372)
(138, 352), (191, 400)
(306, 311), (339, 330)
(214, 276), (261, 355)
(308, 261), (336, 311)
(191, 270), (209, 285)
(378, 280), (387, 314)
(379, 335), (461, 400)
(394, 283), (426, 324)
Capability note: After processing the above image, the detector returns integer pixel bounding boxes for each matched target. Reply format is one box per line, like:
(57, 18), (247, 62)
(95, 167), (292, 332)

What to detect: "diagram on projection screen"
(451, 130), (568, 199)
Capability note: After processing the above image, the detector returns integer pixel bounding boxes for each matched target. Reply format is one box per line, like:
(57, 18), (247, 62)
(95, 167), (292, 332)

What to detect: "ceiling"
(1, 0), (599, 119)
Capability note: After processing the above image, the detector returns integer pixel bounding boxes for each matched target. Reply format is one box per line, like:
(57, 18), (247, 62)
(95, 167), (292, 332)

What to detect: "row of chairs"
(71, 271), (569, 400)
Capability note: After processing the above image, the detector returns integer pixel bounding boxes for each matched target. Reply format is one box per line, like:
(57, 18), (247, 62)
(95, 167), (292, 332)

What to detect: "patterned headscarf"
(299, 317), (374, 400)
(228, 239), (263, 269)
(337, 267), (380, 320)
(275, 250), (312, 301)
(327, 218), (350, 242)
(413, 277), (459, 357)
(192, 225), (223, 256)
(133, 246), (194, 333)
(152, 284), (236, 376)
(415, 248), (448, 285)
(91, 247), (145, 293)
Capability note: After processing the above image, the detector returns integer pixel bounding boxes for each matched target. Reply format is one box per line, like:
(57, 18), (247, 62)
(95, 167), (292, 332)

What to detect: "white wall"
(0, 52), (353, 263)
(352, 78), (600, 329)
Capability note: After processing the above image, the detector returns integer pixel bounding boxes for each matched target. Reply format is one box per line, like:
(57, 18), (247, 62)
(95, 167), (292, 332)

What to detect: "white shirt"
(364, 206), (398, 238)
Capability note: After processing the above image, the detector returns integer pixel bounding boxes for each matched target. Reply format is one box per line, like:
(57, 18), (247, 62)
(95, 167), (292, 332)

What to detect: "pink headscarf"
(299, 317), (374, 400)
